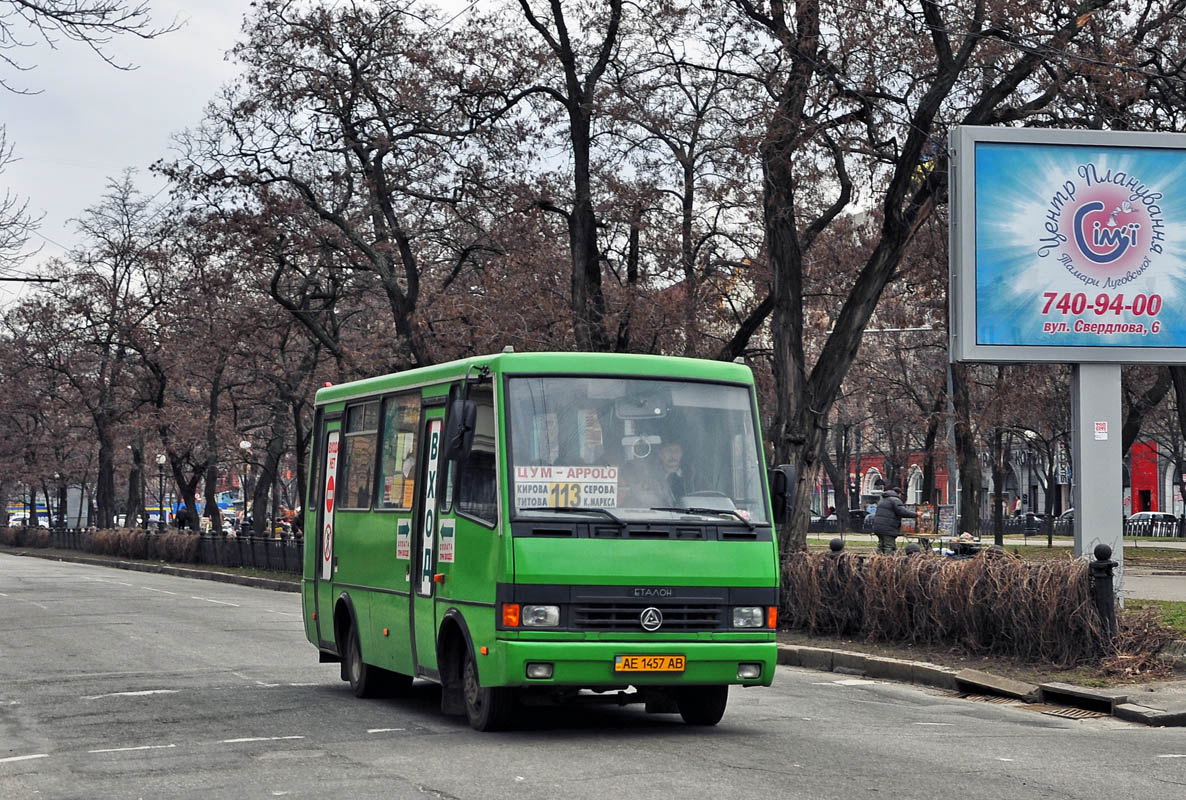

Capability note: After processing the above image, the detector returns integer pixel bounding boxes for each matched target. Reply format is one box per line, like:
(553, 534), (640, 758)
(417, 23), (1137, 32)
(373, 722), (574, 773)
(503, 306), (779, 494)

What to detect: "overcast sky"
(2, 1), (252, 304)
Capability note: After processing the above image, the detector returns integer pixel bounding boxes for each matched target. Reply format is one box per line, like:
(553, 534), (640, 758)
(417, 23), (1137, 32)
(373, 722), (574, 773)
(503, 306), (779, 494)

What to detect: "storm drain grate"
(1026, 704), (1109, 720)
(960, 693), (1020, 705)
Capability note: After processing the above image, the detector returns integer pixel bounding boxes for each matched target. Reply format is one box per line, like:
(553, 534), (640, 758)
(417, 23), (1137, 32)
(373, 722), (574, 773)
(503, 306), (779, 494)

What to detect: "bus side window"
(341, 401), (379, 509)
(456, 387), (496, 525)
(376, 393), (420, 510)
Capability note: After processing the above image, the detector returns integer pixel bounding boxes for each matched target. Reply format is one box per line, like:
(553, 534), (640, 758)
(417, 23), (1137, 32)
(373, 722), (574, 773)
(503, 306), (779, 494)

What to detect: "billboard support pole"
(1071, 363), (1123, 597)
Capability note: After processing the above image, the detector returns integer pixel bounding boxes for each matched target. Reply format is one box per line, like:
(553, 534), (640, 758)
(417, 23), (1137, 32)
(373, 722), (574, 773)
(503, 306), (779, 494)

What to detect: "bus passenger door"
(314, 417), (342, 649)
(411, 411), (445, 677)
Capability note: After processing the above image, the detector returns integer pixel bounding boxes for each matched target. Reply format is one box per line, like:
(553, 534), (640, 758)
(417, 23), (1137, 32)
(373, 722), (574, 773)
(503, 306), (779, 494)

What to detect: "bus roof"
(314, 352), (754, 407)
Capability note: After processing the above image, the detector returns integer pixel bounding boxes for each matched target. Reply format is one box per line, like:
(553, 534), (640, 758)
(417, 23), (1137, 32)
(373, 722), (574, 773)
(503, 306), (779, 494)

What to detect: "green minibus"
(301, 352), (782, 730)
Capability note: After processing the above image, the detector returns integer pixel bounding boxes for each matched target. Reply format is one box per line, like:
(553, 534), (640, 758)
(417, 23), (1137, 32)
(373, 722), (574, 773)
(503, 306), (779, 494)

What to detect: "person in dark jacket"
(871, 487), (917, 554)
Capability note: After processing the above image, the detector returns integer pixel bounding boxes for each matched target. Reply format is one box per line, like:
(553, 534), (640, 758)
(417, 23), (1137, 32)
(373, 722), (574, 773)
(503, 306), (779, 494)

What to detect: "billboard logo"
(1039, 163), (1166, 289)
(1072, 200), (1140, 265)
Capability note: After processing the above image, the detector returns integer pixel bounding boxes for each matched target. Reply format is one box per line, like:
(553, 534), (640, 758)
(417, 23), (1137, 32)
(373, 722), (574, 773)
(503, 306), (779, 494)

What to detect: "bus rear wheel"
(344, 624), (412, 698)
(462, 649), (513, 731)
(676, 685), (729, 726)
(345, 624), (381, 698)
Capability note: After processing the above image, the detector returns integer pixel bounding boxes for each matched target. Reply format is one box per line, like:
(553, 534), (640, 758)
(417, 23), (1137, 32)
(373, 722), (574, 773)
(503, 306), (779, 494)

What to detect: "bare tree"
(0, 0), (178, 92)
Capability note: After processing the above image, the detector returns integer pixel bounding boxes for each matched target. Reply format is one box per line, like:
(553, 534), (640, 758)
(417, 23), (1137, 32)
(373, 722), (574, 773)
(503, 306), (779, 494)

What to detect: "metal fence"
(48, 528), (304, 575)
(808, 514), (1186, 539)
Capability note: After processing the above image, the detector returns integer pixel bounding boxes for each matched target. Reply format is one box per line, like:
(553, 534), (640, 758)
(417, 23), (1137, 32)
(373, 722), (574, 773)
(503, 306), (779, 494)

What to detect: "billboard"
(950, 126), (1186, 363)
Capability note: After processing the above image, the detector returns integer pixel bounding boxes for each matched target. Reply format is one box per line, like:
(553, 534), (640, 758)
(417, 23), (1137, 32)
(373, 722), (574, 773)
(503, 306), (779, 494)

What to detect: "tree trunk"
(991, 427), (1005, 547)
(96, 430), (116, 529)
(951, 362), (981, 536)
(125, 440), (145, 529)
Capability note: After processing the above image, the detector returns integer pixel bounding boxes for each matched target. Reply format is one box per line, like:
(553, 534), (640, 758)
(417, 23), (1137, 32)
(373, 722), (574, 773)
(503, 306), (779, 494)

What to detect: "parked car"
(8, 516), (50, 528)
(1128, 511), (1176, 524)
(1126, 511), (1179, 537)
(1058, 508), (1074, 522)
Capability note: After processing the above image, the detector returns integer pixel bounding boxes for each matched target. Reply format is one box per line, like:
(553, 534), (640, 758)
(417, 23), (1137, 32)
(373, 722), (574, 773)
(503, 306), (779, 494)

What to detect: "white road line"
(265, 609), (300, 616)
(191, 596), (240, 607)
(997, 758), (1015, 762)
(220, 736), (305, 744)
(0, 592), (8, 596)
(84, 689), (180, 700)
(141, 587), (178, 596)
(89, 744), (176, 754)
(1157, 754), (1186, 758)
(0, 754), (48, 763)
(367, 728), (406, 733)
(114, 581), (133, 587)
(914, 722), (955, 727)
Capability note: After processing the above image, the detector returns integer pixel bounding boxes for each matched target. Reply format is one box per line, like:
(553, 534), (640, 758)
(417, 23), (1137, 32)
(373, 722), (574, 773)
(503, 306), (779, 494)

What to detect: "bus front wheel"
(462, 649), (513, 731)
(676, 685), (728, 726)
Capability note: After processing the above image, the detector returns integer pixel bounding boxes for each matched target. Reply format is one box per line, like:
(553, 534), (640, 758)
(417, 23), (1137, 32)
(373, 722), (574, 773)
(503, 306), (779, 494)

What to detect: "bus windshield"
(507, 376), (769, 525)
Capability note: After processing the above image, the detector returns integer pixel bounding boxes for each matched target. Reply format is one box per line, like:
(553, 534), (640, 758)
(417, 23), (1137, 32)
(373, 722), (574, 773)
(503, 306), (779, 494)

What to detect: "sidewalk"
(5, 545), (1185, 726)
(776, 640), (1186, 727)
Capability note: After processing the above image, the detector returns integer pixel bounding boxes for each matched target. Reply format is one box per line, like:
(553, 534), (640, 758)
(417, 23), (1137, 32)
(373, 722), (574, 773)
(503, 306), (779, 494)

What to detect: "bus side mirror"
(444, 389), (477, 462)
(768, 464), (795, 525)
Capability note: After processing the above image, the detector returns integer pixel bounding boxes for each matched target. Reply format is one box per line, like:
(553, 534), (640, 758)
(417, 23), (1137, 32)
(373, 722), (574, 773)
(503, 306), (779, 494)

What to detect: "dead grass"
(781, 550), (1175, 675)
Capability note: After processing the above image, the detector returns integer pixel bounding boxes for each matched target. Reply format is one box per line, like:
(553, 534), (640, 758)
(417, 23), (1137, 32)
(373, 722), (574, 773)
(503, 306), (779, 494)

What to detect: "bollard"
(826, 537), (844, 558)
(1090, 543), (1118, 640)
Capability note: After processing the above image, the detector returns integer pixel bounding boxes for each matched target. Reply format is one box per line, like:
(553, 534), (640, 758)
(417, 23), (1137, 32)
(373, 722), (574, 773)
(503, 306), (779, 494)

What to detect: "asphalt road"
(3, 554), (1186, 800)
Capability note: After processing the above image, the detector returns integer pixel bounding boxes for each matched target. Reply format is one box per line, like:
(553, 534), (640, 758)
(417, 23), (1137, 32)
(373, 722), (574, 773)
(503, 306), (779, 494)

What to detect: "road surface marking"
(914, 722), (954, 726)
(89, 744), (177, 754)
(141, 587), (178, 595)
(220, 736), (305, 743)
(114, 581), (133, 586)
(997, 758), (1015, 762)
(367, 728), (405, 733)
(1156, 754), (1186, 758)
(0, 754), (48, 763)
(84, 689), (180, 700)
(191, 596), (240, 607)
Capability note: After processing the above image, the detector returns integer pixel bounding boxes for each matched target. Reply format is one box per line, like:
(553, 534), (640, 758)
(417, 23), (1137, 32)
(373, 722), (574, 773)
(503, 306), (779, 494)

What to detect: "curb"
(776, 643), (1185, 727)
(4, 549), (300, 593)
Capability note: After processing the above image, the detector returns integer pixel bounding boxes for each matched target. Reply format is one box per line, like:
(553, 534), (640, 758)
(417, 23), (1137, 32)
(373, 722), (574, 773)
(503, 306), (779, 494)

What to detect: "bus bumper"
(495, 640), (777, 688)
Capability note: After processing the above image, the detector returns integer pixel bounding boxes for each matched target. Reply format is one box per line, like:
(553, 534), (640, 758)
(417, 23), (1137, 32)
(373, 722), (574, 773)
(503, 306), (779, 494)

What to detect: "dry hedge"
(85, 529), (200, 563)
(0, 527), (50, 548)
(0, 526), (202, 564)
(781, 550), (1169, 669)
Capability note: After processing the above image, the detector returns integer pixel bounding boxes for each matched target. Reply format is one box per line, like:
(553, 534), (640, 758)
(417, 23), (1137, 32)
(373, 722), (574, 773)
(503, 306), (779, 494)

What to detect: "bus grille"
(572, 603), (723, 631)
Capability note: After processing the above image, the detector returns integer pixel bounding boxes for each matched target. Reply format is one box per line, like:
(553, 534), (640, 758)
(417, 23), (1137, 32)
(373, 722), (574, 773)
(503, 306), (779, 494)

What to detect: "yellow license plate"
(613, 655), (686, 672)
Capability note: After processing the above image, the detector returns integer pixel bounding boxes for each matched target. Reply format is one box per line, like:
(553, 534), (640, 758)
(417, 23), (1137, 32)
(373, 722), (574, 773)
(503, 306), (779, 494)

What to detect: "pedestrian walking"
(871, 487), (917, 554)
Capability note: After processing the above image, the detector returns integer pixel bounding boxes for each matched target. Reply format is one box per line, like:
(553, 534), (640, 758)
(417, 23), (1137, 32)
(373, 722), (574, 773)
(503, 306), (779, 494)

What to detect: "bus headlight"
(732, 606), (764, 628)
(521, 605), (560, 627)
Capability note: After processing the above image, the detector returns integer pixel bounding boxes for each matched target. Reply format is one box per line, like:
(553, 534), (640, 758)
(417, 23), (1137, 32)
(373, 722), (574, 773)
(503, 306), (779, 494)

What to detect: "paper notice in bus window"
(396, 518), (411, 560)
(383, 475), (398, 505)
(514, 465), (618, 509)
(439, 520), (455, 563)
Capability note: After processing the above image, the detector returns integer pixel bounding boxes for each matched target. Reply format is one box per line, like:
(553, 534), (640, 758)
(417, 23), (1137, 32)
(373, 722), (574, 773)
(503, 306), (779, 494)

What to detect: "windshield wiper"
(525, 506), (626, 529)
(650, 506), (756, 531)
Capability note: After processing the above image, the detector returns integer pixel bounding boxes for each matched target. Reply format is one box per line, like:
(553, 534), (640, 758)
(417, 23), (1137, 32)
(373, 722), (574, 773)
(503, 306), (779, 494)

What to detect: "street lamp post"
(53, 473), (61, 530)
(155, 454), (167, 533)
(240, 440), (252, 536)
